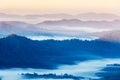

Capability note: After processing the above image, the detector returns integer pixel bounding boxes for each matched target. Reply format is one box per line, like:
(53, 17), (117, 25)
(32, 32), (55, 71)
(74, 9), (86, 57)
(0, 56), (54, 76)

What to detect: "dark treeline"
(21, 64), (120, 80)
(95, 64), (120, 80)
(0, 34), (120, 69)
(21, 73), (84, 80)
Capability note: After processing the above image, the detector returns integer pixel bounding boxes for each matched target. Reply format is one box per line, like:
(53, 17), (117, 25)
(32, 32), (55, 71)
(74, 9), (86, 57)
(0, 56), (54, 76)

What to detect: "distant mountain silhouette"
(1, 12), (119, 21)
(37, 19), (120, 29)
(93, 30), (120, 42)
(76, 12), (120, 21)
(1, 20), (120, 37)
(0, 35), (120, 69)
(0, 21), (54, 36)
(0, 21), (32, 35)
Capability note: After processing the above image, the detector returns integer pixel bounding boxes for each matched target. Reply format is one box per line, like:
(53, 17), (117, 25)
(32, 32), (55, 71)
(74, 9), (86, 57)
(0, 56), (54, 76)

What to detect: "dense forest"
(95, 64), (120, 80)
(21, 73), (84, 80)
(0, 34), (120, 69)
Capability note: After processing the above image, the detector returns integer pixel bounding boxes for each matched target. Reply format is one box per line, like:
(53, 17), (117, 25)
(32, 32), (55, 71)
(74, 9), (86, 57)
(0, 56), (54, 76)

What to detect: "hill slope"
(0, 35), (120, 69)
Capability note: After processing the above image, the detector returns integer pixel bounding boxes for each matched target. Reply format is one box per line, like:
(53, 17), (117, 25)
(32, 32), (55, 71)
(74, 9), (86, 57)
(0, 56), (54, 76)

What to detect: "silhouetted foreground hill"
(0, 35), (120, 69)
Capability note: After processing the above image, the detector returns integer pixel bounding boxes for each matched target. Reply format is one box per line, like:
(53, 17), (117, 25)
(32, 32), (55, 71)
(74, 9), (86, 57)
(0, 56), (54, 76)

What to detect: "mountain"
(25, 13), (120, 21)
(0, 21), (32, 34)
(0, 21), (48, 36)
(95, 64), (120, 80)
(37, 19), (120, 29)
(97, 30), (120, 42)
(24, 13), (73, 19)
(0, 35), (120, 69)
(76, 12), (120, 21)
(36, 19), (120, 37)
(0, 20), (109, 37)
(0, 12), (120, 23)
(1, 20), (120, 38)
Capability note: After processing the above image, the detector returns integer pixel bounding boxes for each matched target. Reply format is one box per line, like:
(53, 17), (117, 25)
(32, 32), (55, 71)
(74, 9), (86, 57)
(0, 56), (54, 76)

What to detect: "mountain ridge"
(0, 35), (120, 69)
(1, 12), (120, 21)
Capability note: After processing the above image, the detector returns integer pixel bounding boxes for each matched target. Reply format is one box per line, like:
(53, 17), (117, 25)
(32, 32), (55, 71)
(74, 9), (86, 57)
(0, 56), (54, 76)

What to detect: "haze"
(0, 0), (120, 15)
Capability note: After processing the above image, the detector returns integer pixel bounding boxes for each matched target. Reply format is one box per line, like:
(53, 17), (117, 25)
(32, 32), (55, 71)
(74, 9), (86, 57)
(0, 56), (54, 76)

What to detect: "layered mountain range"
(0, 19), (120, 36)
(0, 12), (120, 21)
(1, 19), (120, 41)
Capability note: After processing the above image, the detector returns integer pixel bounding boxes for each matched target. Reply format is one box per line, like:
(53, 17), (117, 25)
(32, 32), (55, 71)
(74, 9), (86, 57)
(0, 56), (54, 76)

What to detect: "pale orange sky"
(0, 0), (120, 15)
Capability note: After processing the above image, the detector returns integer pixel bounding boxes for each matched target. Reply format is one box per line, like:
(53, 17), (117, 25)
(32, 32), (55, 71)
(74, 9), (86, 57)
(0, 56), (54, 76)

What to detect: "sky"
(0, 0), (120, 15)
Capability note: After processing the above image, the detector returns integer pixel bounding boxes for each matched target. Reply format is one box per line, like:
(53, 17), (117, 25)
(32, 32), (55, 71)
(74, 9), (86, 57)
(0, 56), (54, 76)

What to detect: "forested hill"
(0, 34), (120, 69)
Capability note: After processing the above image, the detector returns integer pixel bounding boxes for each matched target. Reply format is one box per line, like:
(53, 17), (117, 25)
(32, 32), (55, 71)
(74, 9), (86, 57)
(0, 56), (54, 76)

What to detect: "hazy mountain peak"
(96, 30), (120, 42)
(8, 34), (18, 37)
(3, 34), (29, 41)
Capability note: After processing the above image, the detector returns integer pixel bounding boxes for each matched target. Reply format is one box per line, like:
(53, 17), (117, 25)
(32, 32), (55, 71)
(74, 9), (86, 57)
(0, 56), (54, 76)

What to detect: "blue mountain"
(0, 34), (120, 69)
